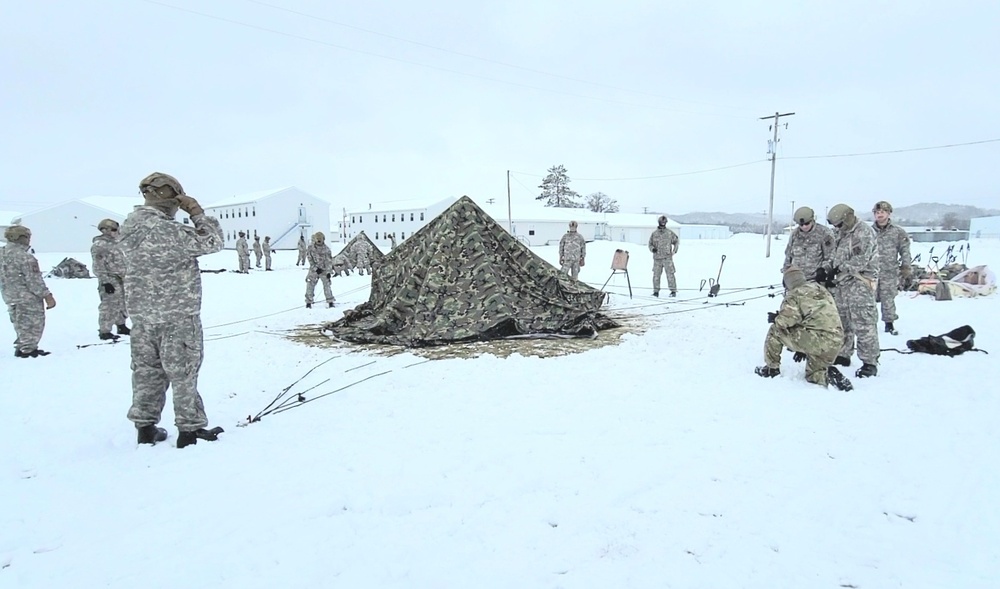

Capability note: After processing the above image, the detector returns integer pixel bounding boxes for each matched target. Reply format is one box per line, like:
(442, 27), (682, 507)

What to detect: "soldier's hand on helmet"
(44, 293), (56, 309)
(792, 351), (807, 363)
(651, 247), (658, 254)
(175, 194), (204, 217)
(767, 311), (778, 324)
(102, 283), (115, 294)
(814, 267), (828, 283)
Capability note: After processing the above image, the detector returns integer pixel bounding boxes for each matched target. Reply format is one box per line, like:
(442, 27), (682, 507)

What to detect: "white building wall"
(14, 201), (124, 253)
(205, 188), (331, 250)
(970, 216), (1000, 239)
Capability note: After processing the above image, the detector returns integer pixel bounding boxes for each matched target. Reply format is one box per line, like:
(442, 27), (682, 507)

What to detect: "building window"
(245, 207), (249, 217)
(392, 214), (396, 222)
(238, 210), (242, 218)
(374, 216), (378, 223)
(359, 216), (363, 223)
(420, 212), (424, 221)
(401, 232), (405, 239)
(529, 230), (535, 236)
(352, 216), (355, 223)
(410, 213), (414, 221)
(375, 232), (379, 239)
(383, 214), (386, 222)
(252, 207), (256, 217)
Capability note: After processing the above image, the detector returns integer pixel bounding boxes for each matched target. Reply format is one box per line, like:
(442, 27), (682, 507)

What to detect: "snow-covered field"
(2, 234), (998, 588)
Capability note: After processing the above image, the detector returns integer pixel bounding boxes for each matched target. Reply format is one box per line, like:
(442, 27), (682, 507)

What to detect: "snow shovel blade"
(708, 283), (721, 297)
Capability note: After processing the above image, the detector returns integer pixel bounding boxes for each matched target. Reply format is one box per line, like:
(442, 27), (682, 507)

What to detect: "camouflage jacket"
(91, 234), (126, 284)
(648, 227), (679, 259)
(0, 242), (51, 305)
(307, 243), (333, 271)
(332, 252), (350, 268)
(236, 237), (249, 256)
(118, 208), (224, 323)
(873, 221), (912, 278)
(782, 224), (834, 278)
(350, 240), (372, 258)
(559, 231), (586, 263)
(298, 239), (307, 253)
(828, 220), (879, 285)
(253, 240), (262, 255)
(774, 281), (844, 338)
(262, 241), (271, 254)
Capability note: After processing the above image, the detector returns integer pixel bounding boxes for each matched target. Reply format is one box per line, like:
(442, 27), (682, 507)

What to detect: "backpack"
(905, 325), (983, 356)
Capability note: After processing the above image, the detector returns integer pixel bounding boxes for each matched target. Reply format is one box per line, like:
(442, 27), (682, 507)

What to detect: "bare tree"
(536, 165), (582, 208)
(584, 192), (620, 213)
(940, 212), (961, 230)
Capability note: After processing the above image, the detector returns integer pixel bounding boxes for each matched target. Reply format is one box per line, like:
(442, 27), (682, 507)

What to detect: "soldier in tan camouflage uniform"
(118, 173), (225, 447)
(235, 231), (250, 273)
(305, 231), (335, 308)
(296, 234), (307, 266)
(262, 236), (273, 271)
(559, 220), (587, 280)
(782, 206), (834, 280)
(871, 201), (912, 335)
(90, 218), (130, 340)
(648, 215), (679, 297)
(331, 250), (352, 277)
(351, 238), (373, 276)
(755, 267), (852, 390)
(388, 232), (397, 250)
(817, 204), (880, 378)
(0, 225), (57, 357)
(252, 235), (263, 268)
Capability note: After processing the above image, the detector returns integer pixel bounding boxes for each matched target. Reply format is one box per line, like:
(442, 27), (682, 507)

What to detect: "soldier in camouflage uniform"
(558, 220), (587, 280)
(90, 218), (130, 340)
(782, 206), (834, 280)
(388, 232), (397, 250)
(871, 201), (912, 335)
(331, 250), (353, 277)
(305, 231), (335, 308)
(648, 215), (679, 297)
(817, 204), (880, 378)
(296, 234), (307, 266)
(755, 267), (852, 390)
(351, 238), (373, 276)
(235, 231), (250, 273)
(262, 236), (273, 271)
(118, 173), (225, 447)
(253, 235), (263, 268)
(0, 225), (57, 357)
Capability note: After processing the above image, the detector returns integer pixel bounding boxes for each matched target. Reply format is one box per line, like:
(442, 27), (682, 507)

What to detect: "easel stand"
(601, 249), (633, 299)
(601, 269), (632, 299)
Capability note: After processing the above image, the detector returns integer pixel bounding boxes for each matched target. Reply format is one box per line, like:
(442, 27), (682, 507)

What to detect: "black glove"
(315, 267), (323, 274)
(767, 311), (778, 324)
(814, 267), (828, 283)
(326, 273), (331, 280)
(792, 351), (807, 363)
(651, 247), (658, 254)
(102, 283), (115, 294)
(824, 267), (840, 288)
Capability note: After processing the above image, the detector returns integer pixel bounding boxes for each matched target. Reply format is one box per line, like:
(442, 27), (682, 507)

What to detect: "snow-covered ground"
(2, 234), (998, 588)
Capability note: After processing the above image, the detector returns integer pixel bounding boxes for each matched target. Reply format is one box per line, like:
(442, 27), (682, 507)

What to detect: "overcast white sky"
(2, 0), (998, 215)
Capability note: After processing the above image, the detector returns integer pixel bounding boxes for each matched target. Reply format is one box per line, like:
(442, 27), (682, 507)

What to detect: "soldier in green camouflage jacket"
(871, 201), (912, 335)
(782, 206), (834, 280)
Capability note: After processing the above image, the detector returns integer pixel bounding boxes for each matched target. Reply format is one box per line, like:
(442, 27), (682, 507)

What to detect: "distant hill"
(890, 203), (1000, 225)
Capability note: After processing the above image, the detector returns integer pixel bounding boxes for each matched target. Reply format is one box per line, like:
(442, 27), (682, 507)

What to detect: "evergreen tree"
(536, 165), (582, 208)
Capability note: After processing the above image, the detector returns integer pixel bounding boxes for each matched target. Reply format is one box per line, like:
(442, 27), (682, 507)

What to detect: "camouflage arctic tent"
(323, 196), (617, 346)
(336, 230), (385, 264)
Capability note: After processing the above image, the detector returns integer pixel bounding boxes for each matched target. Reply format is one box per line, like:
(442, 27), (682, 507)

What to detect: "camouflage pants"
(254, 251), (262, 267)
(764, 324), (841, 386)
(238, 253), (250, 273)
(332, 261), (351, 277)
(832, 278), (880, 364)
(296, 250), (306, 265)
(305, 271), (334, 304)
(876, 275), (899, 323)
(652, 257), (676, 293)
(7, 300), (45, 354)
(263, 252), (272, 270)
(127, 316), (209, 431)
(97, 280), (127, 333)
(561, 261), (581, 280)
(355, 255), (370, 275)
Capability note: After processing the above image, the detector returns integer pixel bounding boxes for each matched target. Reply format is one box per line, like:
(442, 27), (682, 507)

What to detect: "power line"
(510, 159), (766, 182)
(785, 137), (1000, 160)
(139, 0), (750, 118)
(242, 0), (755, 115)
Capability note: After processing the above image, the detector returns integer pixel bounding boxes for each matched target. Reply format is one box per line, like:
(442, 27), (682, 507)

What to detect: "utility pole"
(506, 170), (513, 233)
(760, 111), (795, 257)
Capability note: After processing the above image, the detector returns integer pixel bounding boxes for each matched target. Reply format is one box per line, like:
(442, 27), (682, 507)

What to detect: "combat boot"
(754, 366), (780, 378)
(305, 302), (312, 309)
(99, 331), (118, 341)
(834, 355), (851, 367)
(855, 363), (878, 378)
(827, 366), (854, 391)
(177, 427), (224, 449)
(669, 291), (677, 298)
(116, 324), (131, 336)
(652, 291), (660, 297)
(884, 322), (897, 335)
(328, 302), (335, 308)
(137, 424), (168, 444)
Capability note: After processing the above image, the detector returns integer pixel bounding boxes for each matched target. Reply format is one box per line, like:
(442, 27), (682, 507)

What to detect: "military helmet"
(827, 203), (854, 226)
(313, 231), (325, 242)
(568, 220), (578, 229)
(98, 218), (119, 232)
(657, 215), (668, 226)
(3, 224), (31, 243)
(793, 206), (815, 225)
(139, 172), (185, 198)
(873, 200), (893, 214)
(783, 266), (807, 290)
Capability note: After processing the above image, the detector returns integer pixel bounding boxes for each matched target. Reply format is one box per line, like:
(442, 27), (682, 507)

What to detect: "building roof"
(0, 210), (22, 224)
(79, 196), (139, 217)
(348, 196), (458, 215)
(204, 187), (299, 209)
